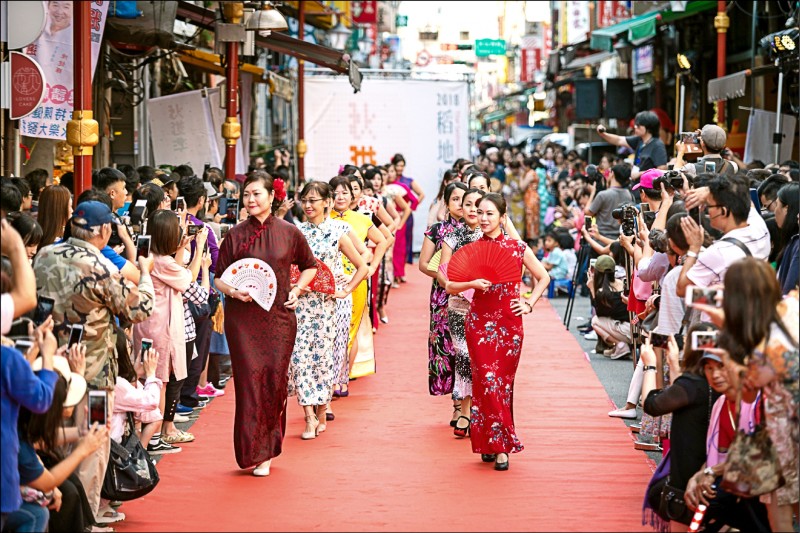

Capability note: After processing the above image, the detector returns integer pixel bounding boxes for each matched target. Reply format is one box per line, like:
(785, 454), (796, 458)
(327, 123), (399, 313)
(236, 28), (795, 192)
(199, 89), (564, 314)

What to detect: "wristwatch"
(643, 365), (658, 372)
(703, 467), (716, 477)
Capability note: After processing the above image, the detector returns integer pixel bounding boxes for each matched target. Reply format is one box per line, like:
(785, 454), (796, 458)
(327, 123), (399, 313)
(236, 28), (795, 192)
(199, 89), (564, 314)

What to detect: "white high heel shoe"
(253, 459), (271, 477)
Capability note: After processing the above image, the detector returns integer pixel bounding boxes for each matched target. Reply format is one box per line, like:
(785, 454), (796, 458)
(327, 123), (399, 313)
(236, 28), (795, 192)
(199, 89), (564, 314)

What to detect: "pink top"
(133, 254), (191, 381)
(111, 376), (162, 442)
(705, 393), (759, 467)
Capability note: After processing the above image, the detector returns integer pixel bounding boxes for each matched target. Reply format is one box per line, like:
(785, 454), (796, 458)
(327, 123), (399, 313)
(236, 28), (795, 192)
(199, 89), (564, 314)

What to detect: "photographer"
(596, 111), (668, 179)
(588, 256), (633, 359)
(676, 175), (770, 298)
(674, 125), (738, 177)
(585, 164), (636, 241)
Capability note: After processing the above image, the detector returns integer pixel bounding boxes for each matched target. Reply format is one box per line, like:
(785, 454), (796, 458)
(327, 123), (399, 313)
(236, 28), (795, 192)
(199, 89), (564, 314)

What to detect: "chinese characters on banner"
(565, 1), (590, 46)
(596, 1), (630, 29)
(19, 0), (109, 140)
(520, 23), (550, 83)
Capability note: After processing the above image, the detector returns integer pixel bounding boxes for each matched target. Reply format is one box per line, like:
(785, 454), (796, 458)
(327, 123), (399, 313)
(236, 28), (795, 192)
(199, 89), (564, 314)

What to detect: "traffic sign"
(1, 0), (47, 50)
(395, 15), (408, 28)
(415, 49), (431, 67)
(475, 38), (506, 57)
(4, 51), (46, 119)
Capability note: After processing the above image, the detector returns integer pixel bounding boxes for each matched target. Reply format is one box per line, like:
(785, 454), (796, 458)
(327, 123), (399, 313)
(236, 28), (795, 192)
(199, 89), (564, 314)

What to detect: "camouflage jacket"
(34, 238), (154, 389)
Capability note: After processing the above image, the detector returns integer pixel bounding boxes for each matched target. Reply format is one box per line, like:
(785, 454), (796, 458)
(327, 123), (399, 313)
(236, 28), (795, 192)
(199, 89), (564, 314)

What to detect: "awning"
(707, 64), (778, 102)
(590, 1), (717, 52)
(564, 50), (617, 71)
(175, 1), (361, 92)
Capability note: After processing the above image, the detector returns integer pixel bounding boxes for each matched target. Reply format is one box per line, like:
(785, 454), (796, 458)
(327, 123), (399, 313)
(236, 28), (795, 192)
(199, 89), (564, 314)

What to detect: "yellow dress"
(330, 209), (375, 378)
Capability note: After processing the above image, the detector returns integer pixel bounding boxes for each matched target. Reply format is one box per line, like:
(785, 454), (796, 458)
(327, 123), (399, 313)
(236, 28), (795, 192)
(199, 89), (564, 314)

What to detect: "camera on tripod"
(612, 204), (638, 236)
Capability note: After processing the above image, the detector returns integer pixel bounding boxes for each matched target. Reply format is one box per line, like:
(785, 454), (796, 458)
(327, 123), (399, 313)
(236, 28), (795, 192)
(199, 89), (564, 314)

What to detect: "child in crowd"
(542, 231), (570, 283)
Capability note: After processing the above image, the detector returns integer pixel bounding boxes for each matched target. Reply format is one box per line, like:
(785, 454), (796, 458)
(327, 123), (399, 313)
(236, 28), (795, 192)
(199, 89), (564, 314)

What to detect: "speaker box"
(605, 78), (634, 119)
(574, 79), (603, 120)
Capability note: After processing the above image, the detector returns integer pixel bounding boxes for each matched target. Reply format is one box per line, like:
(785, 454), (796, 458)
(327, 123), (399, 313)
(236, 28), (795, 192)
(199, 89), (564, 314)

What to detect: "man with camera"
(584, 163), (637, 241)
(596, 111), (668, 180)
(676, 175), (770, 299)
(674, 125), (738, 177)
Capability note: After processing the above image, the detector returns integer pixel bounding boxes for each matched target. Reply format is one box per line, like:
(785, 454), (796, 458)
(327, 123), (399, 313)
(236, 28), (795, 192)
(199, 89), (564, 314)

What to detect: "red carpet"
(116, 267), (653, 532)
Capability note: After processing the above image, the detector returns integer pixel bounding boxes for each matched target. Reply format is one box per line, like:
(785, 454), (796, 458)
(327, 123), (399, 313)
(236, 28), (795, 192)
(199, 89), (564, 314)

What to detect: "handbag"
(101, 412), (160, 501)
(720, 391), (785, 498)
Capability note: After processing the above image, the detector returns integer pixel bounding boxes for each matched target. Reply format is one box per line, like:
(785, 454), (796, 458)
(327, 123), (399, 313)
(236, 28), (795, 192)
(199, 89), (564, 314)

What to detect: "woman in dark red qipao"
(215, 173), (318, 476)
(445, 193), (550, 472)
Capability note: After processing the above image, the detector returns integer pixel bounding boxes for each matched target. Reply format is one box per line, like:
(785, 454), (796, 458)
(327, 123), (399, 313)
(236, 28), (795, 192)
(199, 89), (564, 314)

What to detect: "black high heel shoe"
(494, 453), (509, 471)
(481, 454), (497, 463)
(449, 403), (462, 428)
(453, 416), (470, 438)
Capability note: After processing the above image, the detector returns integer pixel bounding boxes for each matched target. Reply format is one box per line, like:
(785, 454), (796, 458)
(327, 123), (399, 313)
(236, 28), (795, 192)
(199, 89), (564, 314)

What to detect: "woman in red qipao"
(445, 193), (550, 471)
(215, 173), (318, 477)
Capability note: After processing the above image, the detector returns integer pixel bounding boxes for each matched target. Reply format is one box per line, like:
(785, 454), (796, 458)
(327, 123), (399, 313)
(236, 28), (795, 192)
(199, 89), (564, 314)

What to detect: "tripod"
(563, 236), (591, 329)
(620, 238), (640, 370)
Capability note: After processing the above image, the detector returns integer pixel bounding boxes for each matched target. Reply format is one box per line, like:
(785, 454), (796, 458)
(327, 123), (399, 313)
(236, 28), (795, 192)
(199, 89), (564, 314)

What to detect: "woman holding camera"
(133, 210), (208, 454)
(445, 193), (550, 471)
(588, 255), (633, 359)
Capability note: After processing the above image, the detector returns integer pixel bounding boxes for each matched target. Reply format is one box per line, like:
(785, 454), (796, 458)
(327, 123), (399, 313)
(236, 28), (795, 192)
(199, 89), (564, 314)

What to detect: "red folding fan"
(290, 258), (336, 294)
(447, 240), (520, 284)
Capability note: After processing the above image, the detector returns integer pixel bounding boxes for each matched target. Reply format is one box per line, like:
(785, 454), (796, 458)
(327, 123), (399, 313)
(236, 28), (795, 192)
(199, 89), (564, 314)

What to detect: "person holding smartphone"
(673, 124), (738, 177)
(595, 111), (668, 180)
(133, 210), (207, 454)
(112, 345), (163, 448)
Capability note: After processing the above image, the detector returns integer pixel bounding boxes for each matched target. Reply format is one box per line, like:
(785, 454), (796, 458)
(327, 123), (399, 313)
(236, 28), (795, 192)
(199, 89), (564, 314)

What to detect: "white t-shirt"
(687, 206), (770, 288)
(654, 265), (686, 336)
(1, 293), (13, 335)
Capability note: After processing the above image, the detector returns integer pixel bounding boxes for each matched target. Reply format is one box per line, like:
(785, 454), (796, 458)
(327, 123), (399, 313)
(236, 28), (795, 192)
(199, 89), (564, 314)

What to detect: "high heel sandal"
(301, 414), (319, 440)
(453, 416), (470, 438)
(449, 403), (462, 428)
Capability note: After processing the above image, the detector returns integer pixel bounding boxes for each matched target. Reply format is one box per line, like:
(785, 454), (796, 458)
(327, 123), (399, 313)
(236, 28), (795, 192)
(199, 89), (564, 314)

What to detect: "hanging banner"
(148, 88), (246, 175)
(351, 1), (378, 24)
(305, 77), (469, 252)
(19, 0), (109, 140)
(566, 0), (590, 45)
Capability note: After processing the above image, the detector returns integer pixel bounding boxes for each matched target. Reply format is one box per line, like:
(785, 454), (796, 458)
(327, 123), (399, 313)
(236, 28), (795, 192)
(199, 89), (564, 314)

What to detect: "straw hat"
(32, 355), (87, 407)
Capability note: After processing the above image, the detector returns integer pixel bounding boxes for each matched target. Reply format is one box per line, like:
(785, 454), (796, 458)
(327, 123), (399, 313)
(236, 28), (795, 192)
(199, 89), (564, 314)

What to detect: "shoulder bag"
(101, 412), (160, 501)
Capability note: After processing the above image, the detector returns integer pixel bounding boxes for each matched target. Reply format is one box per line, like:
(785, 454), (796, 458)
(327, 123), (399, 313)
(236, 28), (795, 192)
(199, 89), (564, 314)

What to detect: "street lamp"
(613, 37), (632, 64)
(357, 30), (374, 58)
(246, 1), (288, 35)
(327, 19), (352, 50)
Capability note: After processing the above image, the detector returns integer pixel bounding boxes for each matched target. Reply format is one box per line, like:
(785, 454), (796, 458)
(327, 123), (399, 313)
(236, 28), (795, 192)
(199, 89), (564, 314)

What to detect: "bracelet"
(643, 365), (658, 372)
(686, 250), (699, 259)
(525, 301), (532, 313)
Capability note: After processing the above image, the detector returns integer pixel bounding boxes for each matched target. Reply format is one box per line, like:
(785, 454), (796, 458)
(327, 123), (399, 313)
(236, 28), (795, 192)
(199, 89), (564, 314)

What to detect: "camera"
(656, 169), (687, 190)
(611, 204), (638, 236)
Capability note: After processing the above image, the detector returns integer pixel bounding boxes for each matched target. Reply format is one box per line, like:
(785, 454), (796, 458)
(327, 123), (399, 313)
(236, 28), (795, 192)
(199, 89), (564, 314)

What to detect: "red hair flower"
(273, 178), (287, 201)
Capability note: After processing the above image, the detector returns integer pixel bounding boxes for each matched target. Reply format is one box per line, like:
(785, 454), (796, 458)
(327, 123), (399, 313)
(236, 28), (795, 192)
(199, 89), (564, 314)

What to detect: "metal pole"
(714, 1), (729, 124)
(678, 78), (686, 135)
(296, 1), (306, 184)
(224, 41), (240, 180)
(69, 0), (97, 204)
(773, 68), (784, 165)
(750, 1), (757, 110)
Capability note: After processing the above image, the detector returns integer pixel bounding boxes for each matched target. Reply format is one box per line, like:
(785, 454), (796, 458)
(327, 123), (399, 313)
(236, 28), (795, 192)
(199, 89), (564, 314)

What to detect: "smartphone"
(175, 196), (186, 212)
(136, 235), (151, 259)
(187, 224), (200, 236)
(640, 203), (651, 213)
(220, 224), (230, 238)
(692, 330), (718, 351)
(34, 296), (55, 326)
(749, 188), (762, 212)
(685, 285), (723, 308)
(14, 339), (34, 355)
(140, 337), (153, 362)
(589, 258), (597, 270)
(129, 199), (148, 227)
(650, 332), (670, 349)
(218, 197), (228, 216)
(88, 390), (108, 428)
(225, 200), (239, 223)
(680, 132), (698, 144)
(67, 324), (84, 348)
(704, 161), (717, 174)
(584, 216), (592, 229)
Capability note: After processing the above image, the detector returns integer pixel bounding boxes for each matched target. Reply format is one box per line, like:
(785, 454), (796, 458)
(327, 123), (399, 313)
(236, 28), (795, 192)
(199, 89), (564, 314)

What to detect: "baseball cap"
(72, 201), (115, 229)
(486, 147), (499, 156)
(700, 351), (723, 364)
(32, 355), (87, 407)
(700, 124), (727, 151)
(632, 168), (664, 191)
(594, 255), (616, 273)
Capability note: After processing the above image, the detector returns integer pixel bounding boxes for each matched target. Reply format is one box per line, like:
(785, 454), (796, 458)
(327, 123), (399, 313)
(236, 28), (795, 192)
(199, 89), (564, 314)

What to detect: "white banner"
(744, 109), (797, 165)
(304, 77), (470, 252)
(148, 88), (245, 175)
(566, 1), (590, 46)
(19, 0), (109, 140)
